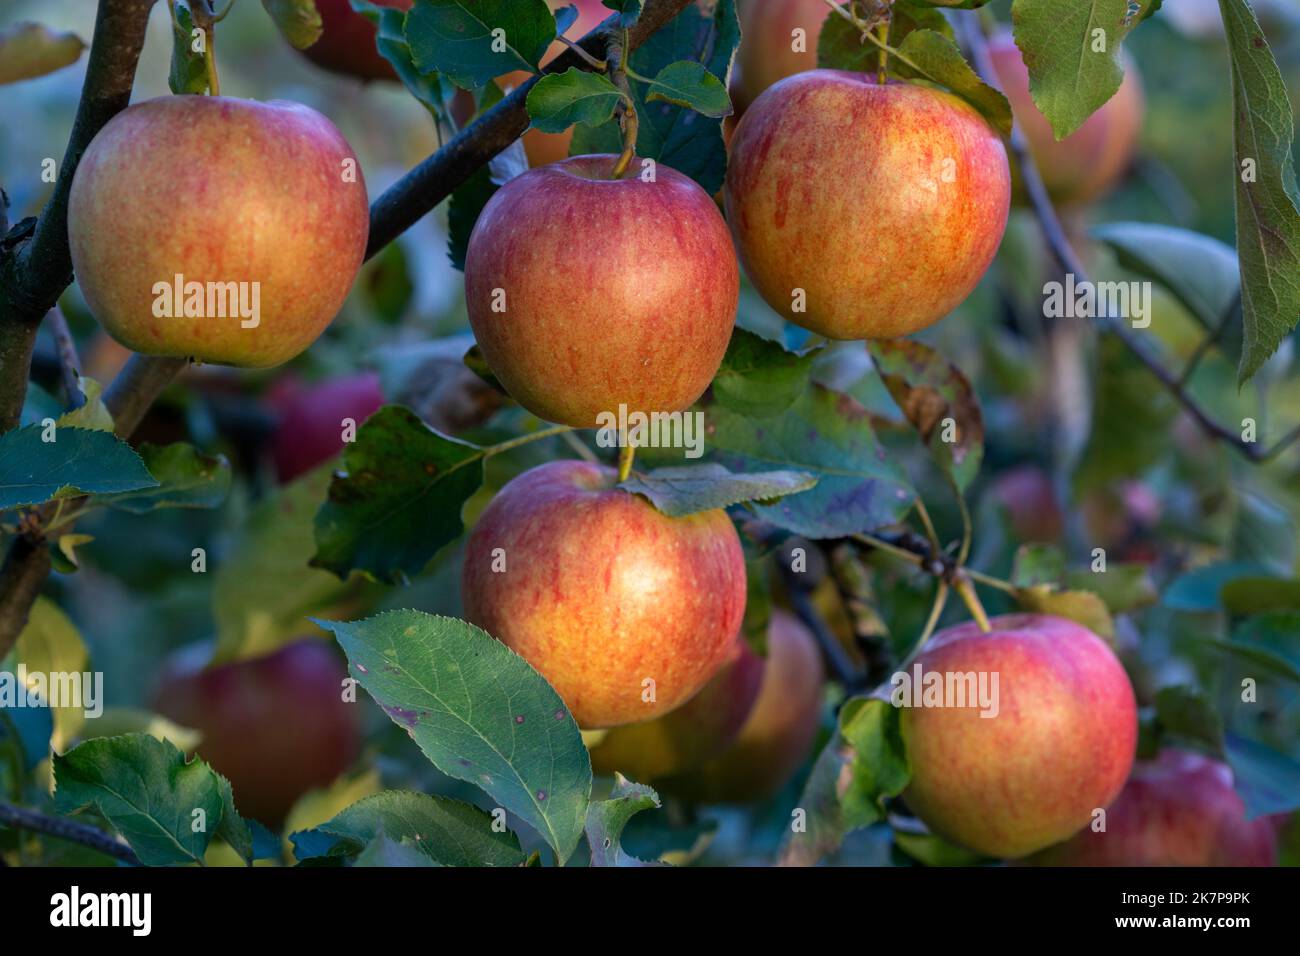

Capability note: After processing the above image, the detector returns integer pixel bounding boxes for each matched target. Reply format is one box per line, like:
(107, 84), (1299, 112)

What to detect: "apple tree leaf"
(891, 29), (1012, 137)
(311, 406), (486, 583)
(620, 463), (817, 517)
(169, 1), (209, 94)
(261, 0), (323, 49)
(645, 60), (732, 118)
(406, 0), (556, 89)
(526, 67), (625, 133)
(1226, 734), (1300, 818)
(712, 329), (819, 419)
(93, 443), (231, 514)
(52, 734), (230, 867)
(585, 775), (665, 867)
(1221, 577), (1300, 616)
(602, 0), (643, 29)
(1010, 0), (1158, 138)
(351, 0), (460, 123)
(1013, 585), (1115, 641)
(316, 611), (592, 864)
(290, 790), (526, 866)
(1216, 0), (1300, 384)
(0, 425), (157, 512)
(1064, 563), (1158, 614)
(0, 21), (84, 84)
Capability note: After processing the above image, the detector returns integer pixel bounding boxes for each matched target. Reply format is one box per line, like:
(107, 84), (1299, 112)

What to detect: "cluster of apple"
(75, 0), (1271, 865)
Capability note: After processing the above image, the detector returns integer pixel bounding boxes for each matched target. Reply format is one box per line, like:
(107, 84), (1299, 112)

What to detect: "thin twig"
(46, 306), (85, 410)
(0, 801), (141, 866)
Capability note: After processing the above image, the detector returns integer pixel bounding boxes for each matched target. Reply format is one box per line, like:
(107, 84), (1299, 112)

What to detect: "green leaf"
(645, 60), (732, 118)
(570, 0), (739, 194)
(353, 831), (444, 866)
(705, 384), (915, 539)
(1011, 0), (1156, 138)
(406, 0), (556, 89)
(892, 29), (1012, 137)
(214, 772), (255, 865)
(1225, 733), (1300, 817)
(619, 463), (816, 517)
(1217, 0), (1300, 383)
(1153, 685), (1225, 755)
(12, 597), (90, 749)
(1073, 336), (1177, 494)
(94, 443), (230, 514)
(602, 0), (643, 29)
(1064, 562), (1158, 614)
(261, 0), (324, 49)
(290, 790), (525, 866)
(0, 425), (157, 512)
(711, 329), (818, 419)
(1206, 610), (1300, 685)
(214, 466), (364, 663)
(1012, 585), (1115, 641)
(869, 339), (985, 492)
(317, 611), (592, 864)
(169, 1), (209, 94)
(311, 406), (486, 583)
(53, 734), (227, 866)
(352, 0), (460, 123)
(1221, 577), (1300, 615)
(585, 775), (665, 867)
(0, 21), (85, 84)
(1010, 543), (1065, 588)
(526, 67), (625, 133)
(1163, 561), (1267, 612)
(0, 696), (52, 774)
(56, 378), (113, 433)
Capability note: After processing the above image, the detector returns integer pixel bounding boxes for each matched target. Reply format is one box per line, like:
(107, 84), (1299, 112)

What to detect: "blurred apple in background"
(732, 0), (829, 114)
(298, 0), (413, 82)
(1027, 749), (1279, 866)
(986, 464), (1064, 544)
(153, 639), (362, 825)
(267, 372), (385, 482)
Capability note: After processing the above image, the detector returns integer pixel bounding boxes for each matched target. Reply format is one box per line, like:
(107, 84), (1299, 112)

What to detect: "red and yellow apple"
(153, 639), (362, 825)
(988, 32), (1143, 206)
(298, 0), (412, 82)
(900, 614), (1137, 858)
(1027, 749), (1279, 866)
(68, 96), (369, 367)
(461, 460), (747, 729)
(732, 0), (829, 114)
(464, 154), (738, 427)
(725, 71), (1010, 340)
(660, 609), (826, 803)
(267, 372), (386, 482)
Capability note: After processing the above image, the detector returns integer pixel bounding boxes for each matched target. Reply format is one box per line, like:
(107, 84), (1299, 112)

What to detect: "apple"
(464, 154), (738, 427)
(267, 372), (386, 482)
(588, 632), (764, 782)
(298, 0), (412, 82)
(988, 32), (1143, 206)
(732, 0), (829, 114)
(725, 71), (1010, 340)
(987, 464), (1063, 543)
(900, 614), (1137, 859)
(153, 639), (362, 825)
(461, 460), (747, 729)
(659, 609), (826, 803)
(1026, 748), (1279, 866)
(68, 96), (369, 368)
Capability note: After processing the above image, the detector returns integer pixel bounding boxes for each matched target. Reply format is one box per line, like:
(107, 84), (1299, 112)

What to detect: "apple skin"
(464, 154), (738, 428)
(900, 614), (1137, 859)
(298, 0), (412, 82)
(659, 609), (826, 803)
(68, 96), (369, 368)
(732, 0), (829, 114)
(153, 640), (362, 825)
(461, 460), (747, 729)
(588, 633), (764, 781)
(1026, 749), (1279, 866)
(267, 372), (386, 483)
(725, 72), (1010, 340)
(988, 32), (1143, 206)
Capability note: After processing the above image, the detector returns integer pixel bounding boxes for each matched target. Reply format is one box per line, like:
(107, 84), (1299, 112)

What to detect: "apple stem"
(875, 13), (889, 84)
(953, 573), (993, 633)
(607, 31), (638, 179)
(617, 438), (636, 482)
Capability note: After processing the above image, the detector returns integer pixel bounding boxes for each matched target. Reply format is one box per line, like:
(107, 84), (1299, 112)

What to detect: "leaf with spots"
(869, 339), (984, 493)
(619, 463), (817, 517)
(585, 775), (666, 866)
(704, 384), (915, 539)
(316, 611), (592, 864)
(311, 406), (486, 583)
(290, 790), (526, 866)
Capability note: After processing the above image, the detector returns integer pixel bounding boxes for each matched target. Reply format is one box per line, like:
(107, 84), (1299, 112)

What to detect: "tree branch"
(47, 306), (86, 410)
(0, 801), (142, 866)
(104, 354), (188, 438)
(955, 12), (1300, 465)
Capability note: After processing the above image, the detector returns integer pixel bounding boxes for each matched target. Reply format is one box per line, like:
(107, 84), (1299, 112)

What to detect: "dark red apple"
(267, 372), (385, 482)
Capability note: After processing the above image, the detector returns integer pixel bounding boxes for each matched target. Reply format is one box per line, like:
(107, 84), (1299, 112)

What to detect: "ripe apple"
(464, 154), (738, 427)
(988, 32), (1143, 205)
(588, 633), (764, 782)
(732, 0), (829, 114)
(725, 71), (1010, 340)
(267, 372), (386, 482)
(298, 0), (412, 82)
(461, 460), (747, 728)
(153, 639), (362, 824)
(1027, 749), (1279, 866)
(900, 614), (1137, 859)
(659, 609), (826, 803)
(68, 96), (369, 368)
(986, 464), (1063, 543)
